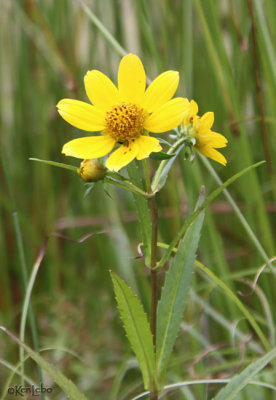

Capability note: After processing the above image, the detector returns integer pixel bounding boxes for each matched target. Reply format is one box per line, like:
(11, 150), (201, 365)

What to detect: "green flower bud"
(78, 159), (107, 182)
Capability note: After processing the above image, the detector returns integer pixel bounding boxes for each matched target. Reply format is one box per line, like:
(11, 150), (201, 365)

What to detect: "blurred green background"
(1, 0), (276, 398)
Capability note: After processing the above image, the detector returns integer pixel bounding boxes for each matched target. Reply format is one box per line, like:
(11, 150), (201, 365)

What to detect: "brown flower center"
(105, 102), (145, 143)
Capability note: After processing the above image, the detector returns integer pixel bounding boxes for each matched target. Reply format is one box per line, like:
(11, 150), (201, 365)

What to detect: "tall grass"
(0, 0), (275, 398)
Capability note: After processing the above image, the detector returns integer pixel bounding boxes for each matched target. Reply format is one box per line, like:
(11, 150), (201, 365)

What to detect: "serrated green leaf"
(127, 162), (151, 266)
(156, 190), (205, 381)
(0, 327), (88, 400)
(150, 152), (176, 160)
(110, 272), (157, 391)
(213, 347), (276, 400)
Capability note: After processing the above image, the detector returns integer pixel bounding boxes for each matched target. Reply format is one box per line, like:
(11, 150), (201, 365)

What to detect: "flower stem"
(105, 176), (151, 198)
(143, 160), (159, 400)
(149, 196), (158, 345)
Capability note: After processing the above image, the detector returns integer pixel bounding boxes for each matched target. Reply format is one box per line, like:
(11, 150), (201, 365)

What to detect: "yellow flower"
(57, 54), (189, 171)
(183, 100), (228, 166)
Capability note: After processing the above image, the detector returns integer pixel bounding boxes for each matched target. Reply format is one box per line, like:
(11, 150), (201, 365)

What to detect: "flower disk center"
(105, 103), (145, 143)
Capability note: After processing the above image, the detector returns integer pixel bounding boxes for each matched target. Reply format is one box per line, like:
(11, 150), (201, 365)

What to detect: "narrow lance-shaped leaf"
(151, 141), (185, 193)
(150, 151), (176, 160)
(0, 327), (88, 400)
(29, 158), (78, 172)
(156, 188), (205, 381)
(110, 272), (157, 391)
(213, 347), (276, 400)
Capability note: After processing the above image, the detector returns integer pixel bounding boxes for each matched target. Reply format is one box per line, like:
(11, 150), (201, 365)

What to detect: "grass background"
(1, 0), (276, 398)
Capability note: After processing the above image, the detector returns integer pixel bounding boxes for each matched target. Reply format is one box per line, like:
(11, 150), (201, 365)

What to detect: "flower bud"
(78, 159), (107, 182)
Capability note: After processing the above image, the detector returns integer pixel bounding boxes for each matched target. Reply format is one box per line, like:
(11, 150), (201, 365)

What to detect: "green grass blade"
(110, 272), (156, 391)
(131, 378), (276, 400)
(0, 356), (53, 400)
(0, 327), (88, 400)
(194, 0), (234, 116)
(158, 242), (273, 351)
(252, 0), (276, 89)
(213, 347), (276, 400)
(156, 189), (205, 380)
(18, 238), (48, 399)
(76, 0), (126, 57)
(195, 261), (271, 352)
(194, 0), (275, 256)
(200, 155), (275, 273)
(1, 147), (44, 397)
(20, 239), (48, 353)
(157, 161), (265, 269)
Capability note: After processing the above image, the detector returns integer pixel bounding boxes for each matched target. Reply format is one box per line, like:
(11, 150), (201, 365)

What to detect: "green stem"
(149, 198), (158, 344)
(142, 160), (159, 400)
(105, 176), (151, 198)
(142, 159), (152, 193)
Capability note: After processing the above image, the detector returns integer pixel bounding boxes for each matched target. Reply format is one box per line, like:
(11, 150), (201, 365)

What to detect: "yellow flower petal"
(198, 145), (227, 166)
(190, 100), (199, 116)
(183, 99), (199, 126)
(118, 54), (146, 104)
(57, 99), (105, 131)
(135, 135), (162, 160)
(106, 141), (139, 171)
(196, 112), (214, 133)
(144, 98), (189, 133)
(84, 70), (120, 111)
(62, 135), (116, 159)
(197, 131), (228, 148)
(142, 71), (179, 113)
